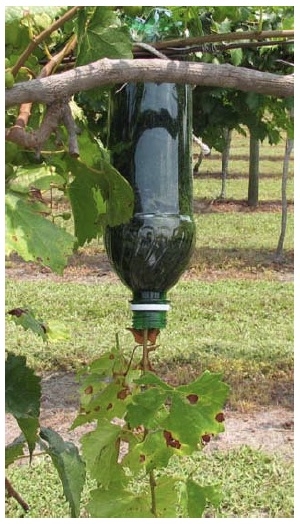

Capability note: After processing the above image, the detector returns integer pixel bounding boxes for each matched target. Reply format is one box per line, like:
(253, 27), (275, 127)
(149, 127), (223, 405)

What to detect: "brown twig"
(5, 477), (30, 512)
(144, 29), (294, 52)
(7, 34), (78, 155)
(133, 38), (294, 59)
(149, 470), (157, 517)
(6, 98), (69, 155)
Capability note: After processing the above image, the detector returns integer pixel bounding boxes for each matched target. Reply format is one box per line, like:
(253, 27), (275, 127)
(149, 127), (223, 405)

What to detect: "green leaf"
(5, 353), (41, 458)
(87, 486), (153, 517)
(177, 370), (230, 405)
(186, 480), (222, 518)
(156, 476), (179, 517)
(10, 165), (66, 193)
(5, 435), (26, 467)
(80, 421), (123, 487)
(44, 320), (70, 341)
(40, 427), (86, 518)
(7, 307), (47, 340)
(5, 6), (64, 23)
(245, 92), (266, 111)
(125, 388), (168, 428)
(124, 430), (173, 473)
(5, 192), (75, 274)
(229, 47), (243, 66)
(65, 148), (134, 246)
(133, 371), (173, 390)
(76, 7), (132, 66)
(164, 371), (230, 449)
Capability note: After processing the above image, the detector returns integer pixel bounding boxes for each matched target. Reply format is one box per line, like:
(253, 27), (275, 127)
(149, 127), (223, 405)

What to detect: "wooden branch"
(133, 39), (294, 59)
(146, 29), (294, 52)
(8, 35), (78, 155)
(5, 58), (293, 109)
(6, 100), (69, 154)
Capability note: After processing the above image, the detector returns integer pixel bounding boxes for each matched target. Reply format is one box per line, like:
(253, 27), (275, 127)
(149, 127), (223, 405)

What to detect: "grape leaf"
(67, 155), (133, 245)
(229, 47), (243, 66)
(186, 480), (222, 517)
(133, 371), (173, 390)
(5, 435), (26, 467)
(40, 427), (86, 518)
(76, 6), (132, 66)
(10, 165), (66, 193)
(176, 370), (230, 407)
(164, 371), (230, 449)
(7, 307), (47, 341)
(125, 388), (168, 428)
(5, 6), (65, 23)
(87, 487), (153, 518)
(5, 192), (75, 274)
(124, 430), (173, 474)
(80, 421), (123, 488)
(155, 476), (179, 517)
(5, 353), (41, 458)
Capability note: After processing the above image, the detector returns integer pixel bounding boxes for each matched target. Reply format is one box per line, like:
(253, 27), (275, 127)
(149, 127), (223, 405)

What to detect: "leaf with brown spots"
(163, 430), (181, 449)
(215, 412), (225, 423)
(186, 394), (199, 404)
(117, 388), (131, 400)
(201, 434), (211, 444)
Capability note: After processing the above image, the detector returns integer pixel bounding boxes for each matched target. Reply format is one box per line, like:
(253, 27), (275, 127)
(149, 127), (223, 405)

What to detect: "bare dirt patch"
(5, 371), (294, 461)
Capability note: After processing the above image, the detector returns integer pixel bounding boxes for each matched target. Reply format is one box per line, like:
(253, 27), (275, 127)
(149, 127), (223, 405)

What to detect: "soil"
(5, 199), (294, 461)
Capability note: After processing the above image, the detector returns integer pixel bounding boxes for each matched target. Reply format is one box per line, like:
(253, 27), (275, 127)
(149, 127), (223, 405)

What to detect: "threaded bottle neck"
(130, 291), (170, 329)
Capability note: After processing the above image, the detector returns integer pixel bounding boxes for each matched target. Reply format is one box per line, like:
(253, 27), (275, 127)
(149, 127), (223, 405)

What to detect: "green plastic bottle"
(104, 82), (196, 329)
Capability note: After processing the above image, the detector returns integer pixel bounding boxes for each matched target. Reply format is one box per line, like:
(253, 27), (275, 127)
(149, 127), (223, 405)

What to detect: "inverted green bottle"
(104, 82), (196, 329)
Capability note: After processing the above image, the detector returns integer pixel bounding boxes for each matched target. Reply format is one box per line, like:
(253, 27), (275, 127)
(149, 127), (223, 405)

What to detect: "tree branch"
(5, 58), (293, 109)
(145, 29), (294, 52)
(6, 99), (69, 155)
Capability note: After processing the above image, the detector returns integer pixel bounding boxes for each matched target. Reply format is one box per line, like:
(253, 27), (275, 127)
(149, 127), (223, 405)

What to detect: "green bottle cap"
(130, 292), (170, 329)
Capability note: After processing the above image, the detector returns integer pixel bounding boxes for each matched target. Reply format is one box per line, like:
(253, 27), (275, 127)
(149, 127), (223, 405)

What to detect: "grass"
(5, 447), (294, 518)
(193, 175), (294, 202)
(5, 128), (294, 518)
(5, 277), (294, 410)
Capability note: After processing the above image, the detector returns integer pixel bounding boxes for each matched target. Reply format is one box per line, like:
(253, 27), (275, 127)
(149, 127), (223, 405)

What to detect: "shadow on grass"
(157, 353), (294, 411)
(193, 197), (294, 213)
(190, 246), (294, 277)
(193, 171), (292, 179)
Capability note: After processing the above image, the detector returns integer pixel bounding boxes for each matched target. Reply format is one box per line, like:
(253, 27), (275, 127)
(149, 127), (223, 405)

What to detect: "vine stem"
(5, 477), (30, 512)
(150, 470), (157, 517)
(141, 329), (158, 517)
(142, 328), (149, 374)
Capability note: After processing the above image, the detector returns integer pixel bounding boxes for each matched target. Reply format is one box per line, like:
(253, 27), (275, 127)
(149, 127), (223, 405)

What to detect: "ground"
(5, 199), (294, 461)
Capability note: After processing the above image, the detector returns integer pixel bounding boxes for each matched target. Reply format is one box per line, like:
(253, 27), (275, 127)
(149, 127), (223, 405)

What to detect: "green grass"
(5, 447), (294, 518)
(5, 278), (294, 409)
(193, 175), (294, 202)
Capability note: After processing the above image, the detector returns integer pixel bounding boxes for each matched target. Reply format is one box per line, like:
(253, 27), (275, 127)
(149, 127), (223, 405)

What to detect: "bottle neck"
(130, 291), (170, 329)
